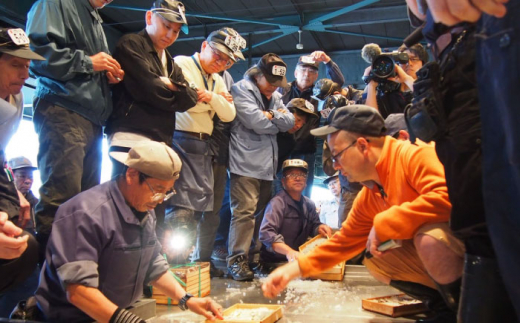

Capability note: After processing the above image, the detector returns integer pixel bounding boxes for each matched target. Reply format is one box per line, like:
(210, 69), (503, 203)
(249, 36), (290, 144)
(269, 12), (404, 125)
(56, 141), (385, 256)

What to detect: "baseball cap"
(323, 171), (339, 185)
(384, 113), (407, 137)
(8, 156), (37, 171)
(312, 78), (340, 101)
(297, 55), (319, 70)
(310, 105), (386, 138)
(287, 98), (315, 116)
(110, 141), (182, 181)
(0, 28), (45, 60)
(151, 0), (189, 34)
(282, 159), (308, 173)
(206, 27), (246, 62)
(257, 53), (288, 87)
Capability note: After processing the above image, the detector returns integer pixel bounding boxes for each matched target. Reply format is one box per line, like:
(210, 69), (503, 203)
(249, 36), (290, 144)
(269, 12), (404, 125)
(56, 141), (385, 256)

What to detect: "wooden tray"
(299, 234), (345, 281)
(362, 294), (428, 317)
(208, 304), (284, 323)
(152, 262), (210, 305)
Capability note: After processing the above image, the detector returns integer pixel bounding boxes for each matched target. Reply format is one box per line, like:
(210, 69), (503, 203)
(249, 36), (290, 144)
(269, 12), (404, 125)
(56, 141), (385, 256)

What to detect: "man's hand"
(160, 76), (179, 91)
(186, 297), (224, 321)
(310, 51), (331, 64)
(219, 91), (233, 103)
(318, 224), (333, 238)
(17, 190), (31, 229)
(263, 111), (273, 120)
(426, 0), (508, 26)
(106, 71), (124, 84)
(0, 218), (28, 260)
(262, 261), (301, 298)
(286, 250), (300, 262)
(89, 52), (124, 79)
(197, 89), (213, 103)
(366, 226), (384, 258)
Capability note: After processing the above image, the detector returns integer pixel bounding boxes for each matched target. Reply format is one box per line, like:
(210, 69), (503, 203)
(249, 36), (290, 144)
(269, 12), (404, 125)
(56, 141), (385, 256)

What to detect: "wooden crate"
(362, 294), (427, 317)
(152, 262), (210, 305)
(298, 234), (346, 281)
(208, 304), (284, 323)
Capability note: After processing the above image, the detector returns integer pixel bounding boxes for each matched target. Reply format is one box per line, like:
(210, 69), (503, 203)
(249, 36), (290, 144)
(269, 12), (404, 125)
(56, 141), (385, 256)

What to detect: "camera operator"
(362, 43), (428, 118)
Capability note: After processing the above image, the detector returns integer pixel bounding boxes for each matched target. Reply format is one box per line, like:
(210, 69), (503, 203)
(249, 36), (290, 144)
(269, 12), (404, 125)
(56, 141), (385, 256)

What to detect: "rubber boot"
(434, 277), (461, 312)
(389, 280), (456, 323)
(458, 254), (518, 323)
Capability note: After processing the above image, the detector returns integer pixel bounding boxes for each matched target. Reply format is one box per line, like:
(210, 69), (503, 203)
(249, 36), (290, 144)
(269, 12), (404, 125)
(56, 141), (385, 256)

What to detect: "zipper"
(125, 101), (135, 117)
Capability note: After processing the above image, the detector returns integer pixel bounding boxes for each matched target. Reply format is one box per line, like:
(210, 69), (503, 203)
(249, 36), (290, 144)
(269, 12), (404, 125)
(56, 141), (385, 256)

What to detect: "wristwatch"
(268, 110), (275, 118)
(178, 293), (194, 311)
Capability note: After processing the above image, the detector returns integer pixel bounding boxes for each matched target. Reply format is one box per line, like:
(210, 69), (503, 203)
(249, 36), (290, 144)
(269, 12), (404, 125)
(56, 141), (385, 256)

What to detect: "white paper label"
(7, 29), (30, 46)
(272, 65), (286, 77)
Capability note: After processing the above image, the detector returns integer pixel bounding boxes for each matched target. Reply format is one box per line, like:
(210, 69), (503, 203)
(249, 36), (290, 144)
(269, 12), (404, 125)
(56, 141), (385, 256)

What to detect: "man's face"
(126, 171), (176, 212)
(88, 0), (114, 9)
(199, 41), (233, 74)
(0, 54), (30, 100)
(328, 131), (369, 183)
(401, 50), (423, 80)
(256, 75), (278, 98)
(13, 168), (34, 195)
(288, 113), (307, 134)
(146, 12), (182, 51)
(281, 168), (307, 194)
(294, 65), (318, 90)
(327, 178), (341, 197)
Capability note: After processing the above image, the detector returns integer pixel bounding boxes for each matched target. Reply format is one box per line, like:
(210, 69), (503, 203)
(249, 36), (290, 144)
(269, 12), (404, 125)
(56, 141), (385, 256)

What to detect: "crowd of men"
(0, 0), (519, 322)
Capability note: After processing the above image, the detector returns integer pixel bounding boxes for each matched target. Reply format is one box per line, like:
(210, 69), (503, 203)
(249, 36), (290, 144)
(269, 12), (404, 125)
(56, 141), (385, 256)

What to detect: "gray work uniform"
(36, 181), (169, 322)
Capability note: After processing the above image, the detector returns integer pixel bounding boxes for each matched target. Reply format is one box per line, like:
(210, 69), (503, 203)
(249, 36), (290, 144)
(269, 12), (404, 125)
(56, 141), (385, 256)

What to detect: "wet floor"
(152, 265), (424, 323)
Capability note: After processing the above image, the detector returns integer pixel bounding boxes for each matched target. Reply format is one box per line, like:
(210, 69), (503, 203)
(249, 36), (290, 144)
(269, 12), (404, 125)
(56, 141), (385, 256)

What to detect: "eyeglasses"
(401, 56), (421, 65)
(284, 173), (308, 180)
(208, 45), (233, 67)
(145, 178), (176, 203)
(331, 139), (358, 164)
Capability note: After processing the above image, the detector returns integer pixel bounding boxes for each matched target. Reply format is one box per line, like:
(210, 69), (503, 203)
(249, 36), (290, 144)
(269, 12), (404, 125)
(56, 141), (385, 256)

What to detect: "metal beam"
(308, 0), (380, 24)
(318, 29), (404, 42)
(251, 31), (296, 50)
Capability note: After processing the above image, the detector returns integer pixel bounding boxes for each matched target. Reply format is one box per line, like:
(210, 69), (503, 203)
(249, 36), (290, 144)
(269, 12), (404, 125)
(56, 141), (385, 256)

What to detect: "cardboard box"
(299, 234), (345, 281)
(152, 262), (210, 305)
(208, 304), (284, 323)
(362, 294), (427, 317)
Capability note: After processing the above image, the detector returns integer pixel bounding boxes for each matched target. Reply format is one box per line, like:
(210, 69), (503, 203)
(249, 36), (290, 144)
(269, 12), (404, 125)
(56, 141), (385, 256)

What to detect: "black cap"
(321, 94), (347, 112)
(206, 27), (246, 62)
(312, 78), (340, 100)
(384, 113), (407, 137)
(257, 53), (287, 87)
(151, 0), (188, 34)
(297, 55), (319, 70)
(287, 98), (315, 116)
(310, 105), (386, 138)
(0, 28), (45, 60)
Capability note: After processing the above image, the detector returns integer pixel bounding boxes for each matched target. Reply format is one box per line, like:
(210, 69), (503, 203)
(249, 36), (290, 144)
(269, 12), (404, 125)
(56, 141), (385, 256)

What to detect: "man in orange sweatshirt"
(262, 105), (464, 323)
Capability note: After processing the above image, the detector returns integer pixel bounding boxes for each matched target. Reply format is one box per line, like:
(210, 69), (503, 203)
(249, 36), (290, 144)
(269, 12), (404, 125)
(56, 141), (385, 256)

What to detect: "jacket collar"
(139, 29), (173, 74)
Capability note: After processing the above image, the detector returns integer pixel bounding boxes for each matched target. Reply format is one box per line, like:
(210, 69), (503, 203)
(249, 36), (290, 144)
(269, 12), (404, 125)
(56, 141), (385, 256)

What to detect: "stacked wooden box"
(152, 262), (210, 305)
(299, 234), (346, 281)
(208, 304), (284, 323)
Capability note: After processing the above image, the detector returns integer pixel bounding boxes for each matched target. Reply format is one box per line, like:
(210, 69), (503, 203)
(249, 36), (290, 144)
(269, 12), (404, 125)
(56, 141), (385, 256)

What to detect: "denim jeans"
(227, 174), (272, 266)
(477, 1), (520, 318)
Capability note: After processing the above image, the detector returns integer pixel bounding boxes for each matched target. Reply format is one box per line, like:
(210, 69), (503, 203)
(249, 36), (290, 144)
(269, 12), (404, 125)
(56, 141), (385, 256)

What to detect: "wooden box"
(362, 294), (427, 317)
(299, 234), (345, 281)
(208, 304), (284, 323)
(152, 262), (210, 305)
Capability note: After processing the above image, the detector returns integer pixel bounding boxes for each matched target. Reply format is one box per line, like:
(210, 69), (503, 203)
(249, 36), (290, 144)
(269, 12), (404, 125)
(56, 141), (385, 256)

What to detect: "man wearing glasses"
(34, 141), (224, 322)
(263, 105), (464, 323)
(259, 159), (331, 267)
(166, 28), (243, 268)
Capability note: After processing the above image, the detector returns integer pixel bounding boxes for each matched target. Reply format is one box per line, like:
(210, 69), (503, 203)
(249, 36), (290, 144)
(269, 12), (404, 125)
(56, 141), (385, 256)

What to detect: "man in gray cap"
(263, 105), (464, 322)
(227, 53), (294, 280)
(8, 157), (39, 231)
(35, 141), (223, 322)
(165, 27), (243, 274)
(0, 28), (42, 294)
(26, 0), (125, 255)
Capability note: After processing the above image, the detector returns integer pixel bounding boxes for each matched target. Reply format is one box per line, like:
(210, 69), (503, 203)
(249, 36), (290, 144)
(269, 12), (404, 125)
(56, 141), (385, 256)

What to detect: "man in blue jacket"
(260, 159), (331, 265)
(26, 0), (125, 256)
(227, 53), (294, 280)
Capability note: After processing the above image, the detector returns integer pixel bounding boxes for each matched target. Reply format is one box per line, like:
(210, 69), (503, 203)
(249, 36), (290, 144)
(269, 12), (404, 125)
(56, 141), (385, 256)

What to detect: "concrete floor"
(151, 265), (426, 323)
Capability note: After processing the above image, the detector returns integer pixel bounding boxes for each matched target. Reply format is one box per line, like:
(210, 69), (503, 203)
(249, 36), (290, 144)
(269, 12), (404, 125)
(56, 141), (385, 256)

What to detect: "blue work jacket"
(229, 78), (294, 181)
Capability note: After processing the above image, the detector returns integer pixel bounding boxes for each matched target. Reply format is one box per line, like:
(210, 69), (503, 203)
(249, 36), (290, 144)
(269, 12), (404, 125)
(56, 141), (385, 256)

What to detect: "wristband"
(109, 307), (146, 323)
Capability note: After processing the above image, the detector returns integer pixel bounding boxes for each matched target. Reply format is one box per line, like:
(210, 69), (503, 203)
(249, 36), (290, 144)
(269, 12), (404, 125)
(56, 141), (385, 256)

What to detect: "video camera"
(363, 52), (409, 84)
